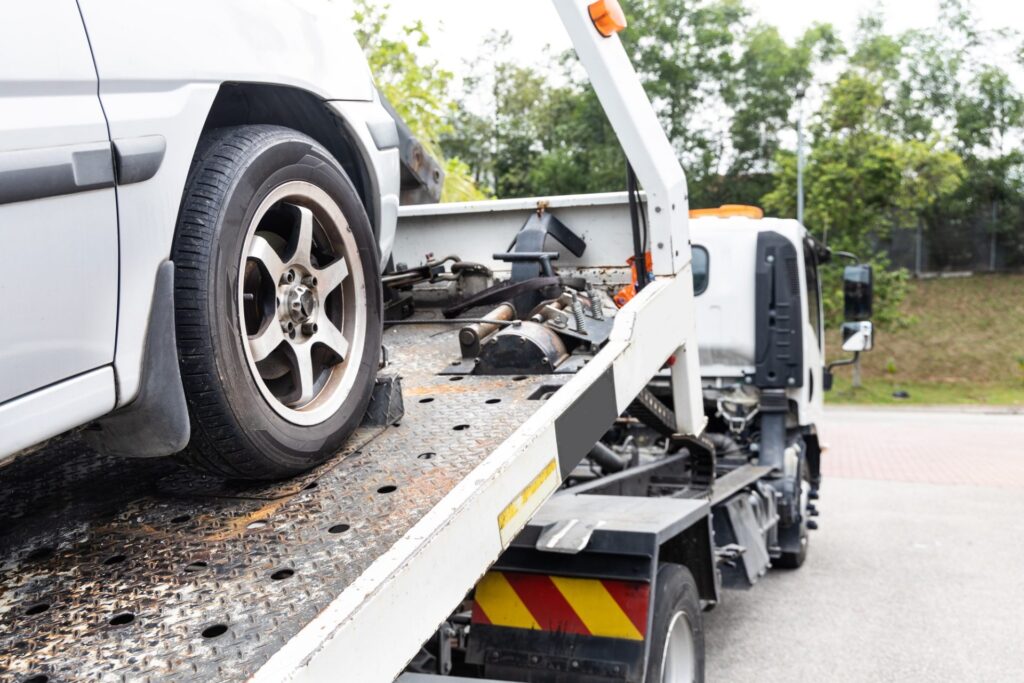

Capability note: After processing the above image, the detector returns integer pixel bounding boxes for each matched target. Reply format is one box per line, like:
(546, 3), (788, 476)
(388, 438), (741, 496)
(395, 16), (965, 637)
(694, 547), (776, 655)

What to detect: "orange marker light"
(689, 204), (764, 219)
(588, 0), (627, 37)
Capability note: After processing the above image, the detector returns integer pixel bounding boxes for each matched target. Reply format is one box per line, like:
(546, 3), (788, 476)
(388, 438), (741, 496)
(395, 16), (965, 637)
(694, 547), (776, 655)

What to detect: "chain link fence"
(886, 211), (1024, 275)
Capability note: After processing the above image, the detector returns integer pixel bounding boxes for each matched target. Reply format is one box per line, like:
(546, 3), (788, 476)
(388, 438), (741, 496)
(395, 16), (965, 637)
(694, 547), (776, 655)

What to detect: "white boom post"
(552, 0), (704, 435)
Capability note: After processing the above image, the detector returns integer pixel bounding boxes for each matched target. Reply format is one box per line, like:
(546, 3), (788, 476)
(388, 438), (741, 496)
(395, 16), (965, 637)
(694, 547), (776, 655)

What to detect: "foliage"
(354, 0), (1024, 323)
(440, 33), (625, 198)
(761, 70), (959, 326)
(826, 274), (1024, 405)
(351, 1), (485, 201)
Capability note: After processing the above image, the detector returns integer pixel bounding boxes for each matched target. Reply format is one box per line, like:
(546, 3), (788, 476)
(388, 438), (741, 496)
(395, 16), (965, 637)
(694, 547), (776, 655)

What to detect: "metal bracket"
(492, 209), (587, 314)
(361, 374), (405, 427)
(535, 518), (601, 554)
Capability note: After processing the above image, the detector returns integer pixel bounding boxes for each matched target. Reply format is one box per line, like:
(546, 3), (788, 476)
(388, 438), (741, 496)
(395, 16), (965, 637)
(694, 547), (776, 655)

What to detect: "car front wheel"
(172, 125), (382, 480)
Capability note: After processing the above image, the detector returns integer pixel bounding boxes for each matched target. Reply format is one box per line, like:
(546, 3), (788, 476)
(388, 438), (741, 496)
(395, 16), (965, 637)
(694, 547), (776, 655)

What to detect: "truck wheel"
(645, 564), (705, 683)
(172, 125), (382, 480)
(775, 458), (811, 569)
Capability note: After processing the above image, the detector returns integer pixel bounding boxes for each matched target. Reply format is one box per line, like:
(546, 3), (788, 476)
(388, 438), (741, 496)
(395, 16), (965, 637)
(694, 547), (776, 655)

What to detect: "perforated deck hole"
(109, 612), (135, 626)
(377, 485), (397, 494)
(513, 375), (528, 381)
(486, 398), (501, 404)
(419, 397), (434, 403)
(103, 554), (127, 565)
(246, 520), (268, 530)
(184, 561), (208, 573)
(25, 546), (55, 562)
(449, 376), (463, 382)
(24, 603), (49, 616)
(328, 524), (350, 534)
(303, 481), (318, 490)
(170, 515), (190, 524)
(202, 624), (228, 639)
(417, 452), (435, 460)
(453, 424), (470, 431)
(270, 569), (294, 581)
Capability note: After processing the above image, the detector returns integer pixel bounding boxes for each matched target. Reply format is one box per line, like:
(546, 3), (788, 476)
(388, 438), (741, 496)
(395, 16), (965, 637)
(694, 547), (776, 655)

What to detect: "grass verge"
(826, 273), (1024, 405)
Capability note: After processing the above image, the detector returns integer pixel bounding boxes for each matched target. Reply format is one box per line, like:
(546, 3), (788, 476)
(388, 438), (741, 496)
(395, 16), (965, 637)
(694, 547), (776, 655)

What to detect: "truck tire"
(645, 563), (705, 683)
(775, 458), (811, 569)
(172, 125), (382, 480)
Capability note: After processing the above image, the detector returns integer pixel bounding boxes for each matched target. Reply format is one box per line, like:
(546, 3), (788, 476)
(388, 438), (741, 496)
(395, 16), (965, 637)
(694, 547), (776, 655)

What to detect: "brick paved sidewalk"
(821, 407), (1024, 488)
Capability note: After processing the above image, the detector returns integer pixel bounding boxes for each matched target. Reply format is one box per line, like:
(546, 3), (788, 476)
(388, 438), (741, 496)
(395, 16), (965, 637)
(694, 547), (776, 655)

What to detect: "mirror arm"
(827, 351), (860, 373)
(833, 251), (860, 264)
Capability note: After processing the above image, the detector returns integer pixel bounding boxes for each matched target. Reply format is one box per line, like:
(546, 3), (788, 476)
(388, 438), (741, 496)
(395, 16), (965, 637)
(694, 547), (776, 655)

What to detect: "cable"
(626, 162), (649, 292)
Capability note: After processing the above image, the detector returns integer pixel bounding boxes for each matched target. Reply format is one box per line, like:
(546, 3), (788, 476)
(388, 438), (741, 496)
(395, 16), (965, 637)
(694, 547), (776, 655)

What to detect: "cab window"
(804, 243), (823, 349)
(692, 246), (709, 295)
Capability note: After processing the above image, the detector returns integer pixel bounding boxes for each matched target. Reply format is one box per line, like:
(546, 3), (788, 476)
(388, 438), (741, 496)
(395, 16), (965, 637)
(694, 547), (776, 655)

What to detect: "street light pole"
(796, 88), (806, 225)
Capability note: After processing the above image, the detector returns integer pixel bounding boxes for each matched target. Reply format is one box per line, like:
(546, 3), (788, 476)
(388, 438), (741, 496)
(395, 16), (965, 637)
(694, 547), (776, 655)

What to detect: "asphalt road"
(704, 406), (1024, 682)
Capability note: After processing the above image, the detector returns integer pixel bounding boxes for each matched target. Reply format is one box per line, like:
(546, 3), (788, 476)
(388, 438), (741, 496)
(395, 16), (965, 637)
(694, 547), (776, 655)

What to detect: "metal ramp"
(0, 322), (548, 683)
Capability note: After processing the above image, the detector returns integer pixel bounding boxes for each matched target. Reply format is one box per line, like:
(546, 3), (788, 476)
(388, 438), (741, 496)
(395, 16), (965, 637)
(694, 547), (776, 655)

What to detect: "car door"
(0, 2), (118, 404)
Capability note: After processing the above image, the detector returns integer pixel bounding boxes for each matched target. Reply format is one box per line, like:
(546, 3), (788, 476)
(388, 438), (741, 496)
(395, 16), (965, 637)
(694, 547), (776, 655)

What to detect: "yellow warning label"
(497, 458), (558, 545)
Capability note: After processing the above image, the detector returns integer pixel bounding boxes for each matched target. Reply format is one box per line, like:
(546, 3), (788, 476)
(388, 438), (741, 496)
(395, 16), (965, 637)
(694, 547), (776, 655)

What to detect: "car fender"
(77, 0), (383, 407)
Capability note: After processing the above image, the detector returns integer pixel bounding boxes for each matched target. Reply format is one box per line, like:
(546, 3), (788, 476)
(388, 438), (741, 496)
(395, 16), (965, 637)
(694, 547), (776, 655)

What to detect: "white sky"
(375, 0), (1021, 77)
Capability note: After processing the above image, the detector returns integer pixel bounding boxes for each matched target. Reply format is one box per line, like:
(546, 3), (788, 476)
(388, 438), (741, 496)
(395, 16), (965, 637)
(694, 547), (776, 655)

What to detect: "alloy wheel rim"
(237, 181), (367, 426)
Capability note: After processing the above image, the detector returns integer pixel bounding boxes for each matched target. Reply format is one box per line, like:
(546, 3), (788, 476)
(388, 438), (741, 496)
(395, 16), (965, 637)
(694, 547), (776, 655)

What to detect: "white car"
(0, 1), (399, 479)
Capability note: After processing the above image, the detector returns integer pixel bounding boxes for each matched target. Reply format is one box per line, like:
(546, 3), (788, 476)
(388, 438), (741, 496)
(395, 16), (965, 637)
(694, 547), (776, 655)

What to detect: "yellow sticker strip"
(550, 575), (644, 641)
(497, 458), (558, 546)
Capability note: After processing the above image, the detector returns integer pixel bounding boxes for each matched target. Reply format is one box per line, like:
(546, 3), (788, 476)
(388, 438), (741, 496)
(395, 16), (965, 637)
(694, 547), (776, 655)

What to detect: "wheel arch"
(199, 82), (379, 237)
(658, 515), (720, 607)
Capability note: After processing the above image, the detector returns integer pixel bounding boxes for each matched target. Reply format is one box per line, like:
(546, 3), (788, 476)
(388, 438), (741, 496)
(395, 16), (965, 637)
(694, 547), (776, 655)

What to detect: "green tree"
(729, 24), (841, 172)
(440, 32), (625, 198)
(764, 70), (964, 326)
(352, 0), (485, 201)
(948, 66), (1024, 268)
(619, 0), (747, 205)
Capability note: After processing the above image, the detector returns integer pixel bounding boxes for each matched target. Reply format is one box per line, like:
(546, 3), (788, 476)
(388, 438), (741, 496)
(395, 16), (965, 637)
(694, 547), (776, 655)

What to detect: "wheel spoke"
(248, 322), (284, 362)
(314, 312), (350, 360)
(291, 342), (317, 406)
(316, 256), (349, 294)
(292, 205), (315, 268)
(248, 235), (286, 283)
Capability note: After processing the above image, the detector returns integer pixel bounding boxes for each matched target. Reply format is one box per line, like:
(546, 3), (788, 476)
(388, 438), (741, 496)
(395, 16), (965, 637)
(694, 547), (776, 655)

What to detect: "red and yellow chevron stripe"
(471, 571), (649, 641)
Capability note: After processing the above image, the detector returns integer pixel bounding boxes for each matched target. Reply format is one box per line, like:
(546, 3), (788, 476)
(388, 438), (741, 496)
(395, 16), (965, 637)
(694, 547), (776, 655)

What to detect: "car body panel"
(0, 368), (115, 459)
(0, 0), (399, 464)
(0, 2), (118, 405)
(76, 0), (397, 407)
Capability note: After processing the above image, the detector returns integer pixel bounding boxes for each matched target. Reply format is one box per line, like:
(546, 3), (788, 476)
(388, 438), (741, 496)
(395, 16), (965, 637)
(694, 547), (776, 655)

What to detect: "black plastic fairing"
(753, 231), (804, 388)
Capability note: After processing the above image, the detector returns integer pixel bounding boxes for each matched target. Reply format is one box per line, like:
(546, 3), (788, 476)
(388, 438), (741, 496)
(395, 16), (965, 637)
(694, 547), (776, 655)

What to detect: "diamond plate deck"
(0, 323), (550, 683)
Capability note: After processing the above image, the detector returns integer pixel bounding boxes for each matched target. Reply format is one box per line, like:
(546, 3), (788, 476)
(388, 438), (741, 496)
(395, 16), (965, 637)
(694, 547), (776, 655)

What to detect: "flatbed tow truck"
(0, 2), (873, 682)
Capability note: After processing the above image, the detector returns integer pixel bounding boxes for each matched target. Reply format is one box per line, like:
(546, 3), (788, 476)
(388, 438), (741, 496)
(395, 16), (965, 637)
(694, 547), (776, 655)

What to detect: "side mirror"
(843, 264), (873, 321)
(841, 321), (874, 352)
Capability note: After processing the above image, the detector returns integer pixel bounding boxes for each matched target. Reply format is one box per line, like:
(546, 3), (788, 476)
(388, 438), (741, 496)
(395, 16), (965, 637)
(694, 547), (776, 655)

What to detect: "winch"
(384, 203), (618, 376)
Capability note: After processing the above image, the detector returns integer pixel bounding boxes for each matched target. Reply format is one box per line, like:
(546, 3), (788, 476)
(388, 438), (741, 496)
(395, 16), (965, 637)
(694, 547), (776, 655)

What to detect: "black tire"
(172, 125), (382, 480)
(775, 457), (810, 569)
(645, 564), (705, 683)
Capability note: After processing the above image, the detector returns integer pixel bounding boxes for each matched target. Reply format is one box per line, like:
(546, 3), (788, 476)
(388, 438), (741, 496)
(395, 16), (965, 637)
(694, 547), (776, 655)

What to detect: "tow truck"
(0, 2), (873, 682)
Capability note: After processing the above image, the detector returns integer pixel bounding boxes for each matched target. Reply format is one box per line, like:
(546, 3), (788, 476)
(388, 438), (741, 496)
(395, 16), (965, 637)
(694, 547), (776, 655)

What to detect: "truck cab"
(690, 208), (827, 432)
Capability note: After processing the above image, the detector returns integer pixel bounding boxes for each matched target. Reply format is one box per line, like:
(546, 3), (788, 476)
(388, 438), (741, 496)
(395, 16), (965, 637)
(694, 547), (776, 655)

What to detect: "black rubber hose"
(587, 442), (628, 474)
(626, 163), (649, 292)
(704, 432), (744, 459)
